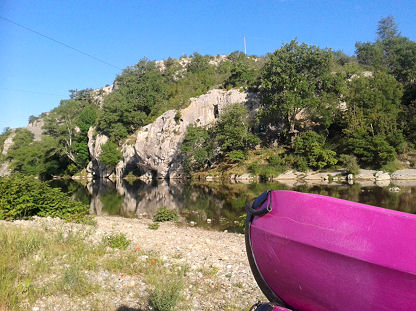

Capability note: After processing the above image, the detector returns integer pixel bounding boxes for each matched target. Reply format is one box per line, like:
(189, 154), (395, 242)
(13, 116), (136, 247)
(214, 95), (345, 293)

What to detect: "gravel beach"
(1, 216), (265, 311)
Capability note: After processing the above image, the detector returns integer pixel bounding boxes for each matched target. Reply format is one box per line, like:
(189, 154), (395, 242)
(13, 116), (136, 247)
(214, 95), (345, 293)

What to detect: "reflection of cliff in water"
(87, 179), (189, 218)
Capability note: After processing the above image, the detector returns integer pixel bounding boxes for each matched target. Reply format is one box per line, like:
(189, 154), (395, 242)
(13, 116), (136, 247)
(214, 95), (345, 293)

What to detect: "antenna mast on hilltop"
(243, 36), (247, 55)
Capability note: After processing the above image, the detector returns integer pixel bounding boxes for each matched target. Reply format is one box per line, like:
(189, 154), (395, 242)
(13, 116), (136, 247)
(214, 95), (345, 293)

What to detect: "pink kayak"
(245, 190), (416, 311)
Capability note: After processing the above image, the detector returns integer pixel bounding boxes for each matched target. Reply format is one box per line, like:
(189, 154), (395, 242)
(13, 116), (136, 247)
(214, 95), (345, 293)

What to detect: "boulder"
(375, 171), (390, 181)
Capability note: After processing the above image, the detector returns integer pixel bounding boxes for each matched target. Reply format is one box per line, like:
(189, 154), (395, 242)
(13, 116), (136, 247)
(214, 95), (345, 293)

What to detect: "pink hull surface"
(250, 190), (416, 311)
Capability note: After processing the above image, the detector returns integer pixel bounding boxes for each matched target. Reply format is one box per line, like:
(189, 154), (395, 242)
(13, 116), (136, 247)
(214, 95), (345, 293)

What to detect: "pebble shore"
(2, 216), (265, 311)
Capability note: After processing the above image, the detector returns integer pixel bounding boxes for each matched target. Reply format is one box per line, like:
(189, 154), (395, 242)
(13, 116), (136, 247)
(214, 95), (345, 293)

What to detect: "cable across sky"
(0, 15), (122, 70)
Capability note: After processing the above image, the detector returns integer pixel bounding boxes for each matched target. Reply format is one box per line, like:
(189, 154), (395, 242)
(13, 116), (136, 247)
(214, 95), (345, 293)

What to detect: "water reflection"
(49, 179), (416, 233)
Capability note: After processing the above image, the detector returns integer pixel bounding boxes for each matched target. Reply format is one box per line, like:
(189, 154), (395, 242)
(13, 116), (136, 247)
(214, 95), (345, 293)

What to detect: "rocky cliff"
(87, 89), (259, 180)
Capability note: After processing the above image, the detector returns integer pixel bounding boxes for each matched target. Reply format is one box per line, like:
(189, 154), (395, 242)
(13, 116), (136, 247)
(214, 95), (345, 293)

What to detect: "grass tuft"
(102, 233), (131, 250)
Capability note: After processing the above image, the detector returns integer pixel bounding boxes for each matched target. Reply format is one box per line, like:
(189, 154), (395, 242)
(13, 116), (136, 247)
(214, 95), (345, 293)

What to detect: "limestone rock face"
(0, 162), (11, 177)
(1, 132), (15, 155)
(87, 127), (112, 178)
(114, 89), (259, 179)
(26, 119), (44, 142)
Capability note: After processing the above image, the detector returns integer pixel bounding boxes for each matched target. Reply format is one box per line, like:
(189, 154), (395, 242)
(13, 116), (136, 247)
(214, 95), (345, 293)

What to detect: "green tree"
(260, 40), (341, 139)
(43, 93), (97, 168)
(293, 131), (337, 170)
(341, 71), (403, 167)
(99, 141), (122, 169)
(8, 137), (68, 178)
(224, 52), (260, 89)
(214, 104), (260, 153)
(377, 16), (400, 41)
(97, 59), (168, 140)
(181, 125), (213, 172)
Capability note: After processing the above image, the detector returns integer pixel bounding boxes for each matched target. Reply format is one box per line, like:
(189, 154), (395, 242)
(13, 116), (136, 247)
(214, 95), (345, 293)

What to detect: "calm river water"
(50, 179), (416, 233)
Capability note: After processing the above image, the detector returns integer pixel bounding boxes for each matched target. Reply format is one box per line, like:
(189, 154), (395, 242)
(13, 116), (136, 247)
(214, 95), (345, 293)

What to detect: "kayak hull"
(247, 190), (416, 311)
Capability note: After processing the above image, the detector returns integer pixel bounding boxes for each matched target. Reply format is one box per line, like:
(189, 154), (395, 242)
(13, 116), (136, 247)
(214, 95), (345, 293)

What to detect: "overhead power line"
(0, 16), (122, 70)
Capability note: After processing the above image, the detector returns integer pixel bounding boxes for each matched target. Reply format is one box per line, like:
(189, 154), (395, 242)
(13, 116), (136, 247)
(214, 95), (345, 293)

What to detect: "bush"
(293, 131), (337, 170)
(102, 233), (131, 250)
(340, 154), (360, 175)
(227, 150), (246, 163)
(153, 207), (178, 222)
(247, 161), (260, 175)
(99, 141), (122, 169)
(181, 125), (213, 173)
(148, 223), (160, 230)
(0, 174), (89, 221)
(149, 272), (183, 311)
(382, 159), (403, 173)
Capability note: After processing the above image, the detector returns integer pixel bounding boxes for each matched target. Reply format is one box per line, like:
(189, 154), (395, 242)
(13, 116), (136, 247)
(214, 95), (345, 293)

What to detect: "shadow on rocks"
(116, 306), (145, 311)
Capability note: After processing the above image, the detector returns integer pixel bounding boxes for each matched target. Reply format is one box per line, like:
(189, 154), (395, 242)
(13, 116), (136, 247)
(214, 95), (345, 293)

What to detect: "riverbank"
(0, 216), (264, 311)
(194, 168), (416, 187)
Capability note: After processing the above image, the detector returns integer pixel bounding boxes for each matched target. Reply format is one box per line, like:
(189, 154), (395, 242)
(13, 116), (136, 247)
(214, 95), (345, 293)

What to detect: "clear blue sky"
(1, 0), (415, 131)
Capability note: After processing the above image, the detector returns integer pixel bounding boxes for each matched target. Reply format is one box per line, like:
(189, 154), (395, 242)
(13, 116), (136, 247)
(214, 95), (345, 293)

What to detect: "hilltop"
(1, 17), (416, 182)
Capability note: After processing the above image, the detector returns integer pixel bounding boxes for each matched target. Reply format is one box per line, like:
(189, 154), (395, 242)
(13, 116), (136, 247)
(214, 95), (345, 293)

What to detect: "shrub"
(382, 159), (403, 173)
(340, 154), (360, 175)
(148, 223), (160, 230)
(174, 111), (182, 124)
(99, 141), (122, 169)
(293, 131), (337, 170)
(247, 161), (260, 175)
(227, 150), (246, 163)
(0, 174), (89, 221)
(181, 125), (213, 173)
(102, 233), (131, 250)
(153, 207), (178, 222)
(149, 272), (183, 311)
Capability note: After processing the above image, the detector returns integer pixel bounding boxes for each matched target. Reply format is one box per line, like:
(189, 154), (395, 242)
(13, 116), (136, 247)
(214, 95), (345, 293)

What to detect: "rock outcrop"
(1, 132), (15, 156)
(86, 127), (113, 178)
(26, 119), (44, 142)
(99, 89), (259, 180)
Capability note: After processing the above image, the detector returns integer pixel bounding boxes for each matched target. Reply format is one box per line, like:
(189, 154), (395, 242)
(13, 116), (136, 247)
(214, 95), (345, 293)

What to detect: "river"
(50, 178), (416, 233)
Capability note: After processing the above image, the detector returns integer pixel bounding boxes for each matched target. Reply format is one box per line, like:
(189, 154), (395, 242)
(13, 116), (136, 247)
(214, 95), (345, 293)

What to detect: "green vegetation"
(2, 16), (416, 180)
(0, 226), (104, 311)
(181, 125), (213, 172)
(99, 141), (122, 168)
(102, 233), (131, 250)
(153, 207), (179, 222)
(148, 222), (160, 230)
(0, 174), (90, 222)
(0, 224), (188, 311)
(148, 271), (184, 311)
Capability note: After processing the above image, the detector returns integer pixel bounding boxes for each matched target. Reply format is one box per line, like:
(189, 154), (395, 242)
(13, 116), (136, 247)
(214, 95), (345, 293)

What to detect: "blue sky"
(1, 0), (416, 131)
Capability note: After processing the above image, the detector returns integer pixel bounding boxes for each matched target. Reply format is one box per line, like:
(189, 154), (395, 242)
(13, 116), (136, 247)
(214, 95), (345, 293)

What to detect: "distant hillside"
(1, 17), (416, 180)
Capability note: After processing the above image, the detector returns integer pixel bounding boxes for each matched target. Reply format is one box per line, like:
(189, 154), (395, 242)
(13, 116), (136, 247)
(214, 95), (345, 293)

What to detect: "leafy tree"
(181, 125), (213, 172)
(43, 91), (98, 169)
(224, 52), (260, 89)
(341, 71), (403, 167)
(99, 141), (122, 169)
(214, 104), (260, 153)
(293, 131), (337, 170)
(377, 16), (400, 41)
(260, 40), (341, 140)
(97, 59), (168, 139)
(7, 137), (68, 178)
